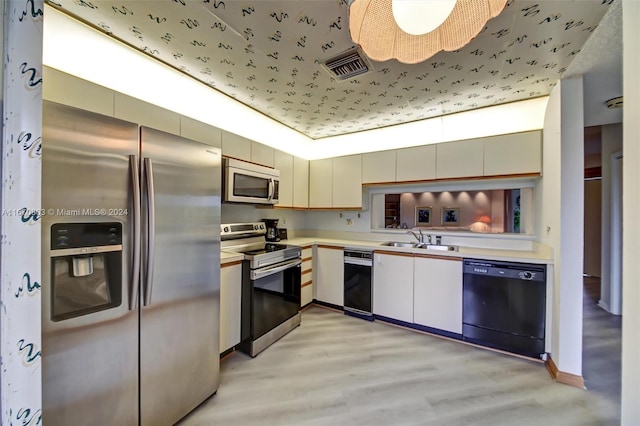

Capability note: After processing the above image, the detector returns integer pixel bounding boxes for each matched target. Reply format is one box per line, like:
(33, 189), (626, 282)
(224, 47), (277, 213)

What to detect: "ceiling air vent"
(321, 47), (373, 81)
(605, 96), (623, 109)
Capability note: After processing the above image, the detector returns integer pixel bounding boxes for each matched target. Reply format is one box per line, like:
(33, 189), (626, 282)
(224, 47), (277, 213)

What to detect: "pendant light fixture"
(392, 0), (457, 35)
(349, 0), (508, 64)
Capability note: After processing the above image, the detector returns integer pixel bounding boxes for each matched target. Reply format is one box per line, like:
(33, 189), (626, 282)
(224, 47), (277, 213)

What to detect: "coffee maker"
(262, 218), (280, 242)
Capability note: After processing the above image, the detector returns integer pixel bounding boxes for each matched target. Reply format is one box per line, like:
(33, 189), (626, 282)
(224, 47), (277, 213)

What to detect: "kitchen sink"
(417, 244), (459, 252)
(380, 241), (417, 248)
(380, 241), (458, 251)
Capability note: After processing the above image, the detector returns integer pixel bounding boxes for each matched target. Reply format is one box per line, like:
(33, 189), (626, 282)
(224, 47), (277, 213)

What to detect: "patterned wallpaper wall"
(46, 0), (613, 139)
(1, 1), (43, 424)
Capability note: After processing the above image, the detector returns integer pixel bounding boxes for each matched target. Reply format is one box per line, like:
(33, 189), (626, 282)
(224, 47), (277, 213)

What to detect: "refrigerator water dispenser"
(49, 223), (123, 321)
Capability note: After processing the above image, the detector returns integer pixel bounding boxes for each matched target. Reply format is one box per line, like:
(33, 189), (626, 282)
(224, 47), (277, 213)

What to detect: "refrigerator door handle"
(129, 155), (141, 311)
(143, 157), (156, 307)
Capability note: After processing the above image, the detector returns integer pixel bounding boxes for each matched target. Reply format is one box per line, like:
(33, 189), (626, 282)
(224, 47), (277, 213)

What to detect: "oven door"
(225, 166), (279, 205)
(242, 258), (301, 341)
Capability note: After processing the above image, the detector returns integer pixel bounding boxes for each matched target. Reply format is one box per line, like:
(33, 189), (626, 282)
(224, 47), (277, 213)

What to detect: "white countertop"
(221, 251), (244, 265)
(220, 236), (553, 265)
(281, 237), (553, 264)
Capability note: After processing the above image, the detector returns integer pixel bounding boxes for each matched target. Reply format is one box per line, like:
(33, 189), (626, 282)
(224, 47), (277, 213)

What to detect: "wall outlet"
(546, 225), (551, 236)
(346, 218), (353, 226)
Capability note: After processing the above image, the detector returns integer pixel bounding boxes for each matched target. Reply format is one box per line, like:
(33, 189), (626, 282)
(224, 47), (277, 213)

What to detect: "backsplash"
(221, 204), (306, 238)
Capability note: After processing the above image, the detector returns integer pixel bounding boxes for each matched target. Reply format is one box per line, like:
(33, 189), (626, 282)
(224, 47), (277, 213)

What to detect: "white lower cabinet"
(373, 252), (414, 323)
(413, 255), (463, 334)
(315, 245), (344, 306)
(220, 261), (242, 354)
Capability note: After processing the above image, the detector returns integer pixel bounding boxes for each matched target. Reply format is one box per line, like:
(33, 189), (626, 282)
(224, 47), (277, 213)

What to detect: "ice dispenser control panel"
(49, 222), (123, 322)
(51, 223), (122, 251)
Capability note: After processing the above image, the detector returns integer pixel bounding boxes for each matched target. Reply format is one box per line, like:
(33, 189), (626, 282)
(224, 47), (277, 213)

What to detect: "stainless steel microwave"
(223, 158), (280, 205)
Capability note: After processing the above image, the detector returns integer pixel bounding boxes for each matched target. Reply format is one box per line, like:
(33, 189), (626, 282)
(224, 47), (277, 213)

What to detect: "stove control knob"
(223, 227), (229, 233)
(254, 225), (258, 230)
(522, 271), (533, 280)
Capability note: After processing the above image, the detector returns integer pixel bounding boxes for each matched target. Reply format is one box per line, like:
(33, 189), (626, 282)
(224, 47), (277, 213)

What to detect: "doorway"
(581, 126), (622, 403)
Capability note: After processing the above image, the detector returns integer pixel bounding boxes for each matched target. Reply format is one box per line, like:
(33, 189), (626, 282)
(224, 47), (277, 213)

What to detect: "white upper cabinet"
(362, 150), (396, 184)
(309, 158), (333, 208)
(396, 145), (436, 182)
(274, 150), (293, 208)
(251, 141), (275, 168)
(310, 156), (362, 209)
(293, 157), (309, 209)
(180, 116), (222, 148)
(332, 155), (362, 209)
(483, 131), (542, 176)
(221, 131), (251, 162)
(115, 93), (180, 134)
(435, 139), (484, 179)
(43, 67), (114, 117)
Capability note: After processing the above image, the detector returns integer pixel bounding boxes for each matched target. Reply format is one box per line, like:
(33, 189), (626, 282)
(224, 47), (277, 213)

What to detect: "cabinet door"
(373, 252), (413, 323)
(483, 131), (541, 176)
(180, 116), (222, 148)
(332, 154), (362, 209)
(115, 93), (180, 134)
(435, 139), (483, 179)
(315, 246), (344, 306)
(309, 159), (333, 208)
(396, 145), (436, 182)
(275, 150), (293, 208)
(220, 262), (242, 353)
(301, 246), (314, 306)
(293, 157), (309, 208)
(251, 141), (275, 167)
(43, 67), (114, 116)
(362, 150), (396, 184)
(413, 256), (462, 334)
(221, 131), (251, 161)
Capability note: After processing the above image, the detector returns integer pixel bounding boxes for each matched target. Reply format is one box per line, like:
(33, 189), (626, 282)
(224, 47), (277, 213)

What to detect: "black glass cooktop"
(242, 243), (288, 256)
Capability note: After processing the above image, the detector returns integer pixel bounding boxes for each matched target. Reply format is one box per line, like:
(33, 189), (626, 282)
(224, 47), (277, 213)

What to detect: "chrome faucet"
(408, 229), (424, 246)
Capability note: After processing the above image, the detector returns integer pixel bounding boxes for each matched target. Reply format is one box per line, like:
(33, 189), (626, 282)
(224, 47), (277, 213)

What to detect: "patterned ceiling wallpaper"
(46, 0), (613, 139)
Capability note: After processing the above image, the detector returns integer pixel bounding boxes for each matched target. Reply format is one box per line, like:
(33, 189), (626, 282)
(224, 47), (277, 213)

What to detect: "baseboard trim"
(597, 299), (611, 313)
(545, 355), (586, 389)
(312, 300), (344, 312)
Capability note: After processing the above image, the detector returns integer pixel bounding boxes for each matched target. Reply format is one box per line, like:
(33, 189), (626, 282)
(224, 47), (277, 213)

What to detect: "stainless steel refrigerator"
(41, 101), (221, 425)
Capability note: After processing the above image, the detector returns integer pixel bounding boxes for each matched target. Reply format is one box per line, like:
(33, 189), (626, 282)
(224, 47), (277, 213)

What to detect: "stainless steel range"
(221, 223), (302, 357)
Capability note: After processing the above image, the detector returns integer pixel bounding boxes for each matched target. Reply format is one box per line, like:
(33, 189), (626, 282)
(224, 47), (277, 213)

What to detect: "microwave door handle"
(143, 157), (156, 307)
(267, 178), (274, 201)
(129, 155), (141, 311)
(251, 258), (301, 280)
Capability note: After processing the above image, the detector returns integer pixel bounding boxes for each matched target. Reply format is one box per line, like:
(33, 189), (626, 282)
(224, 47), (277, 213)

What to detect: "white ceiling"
(563, 0), (622, 127)
(46, 0), (619, 139)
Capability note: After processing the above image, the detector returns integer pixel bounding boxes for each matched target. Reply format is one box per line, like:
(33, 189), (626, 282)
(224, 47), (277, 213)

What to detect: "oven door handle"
(251, 258), (301, 280)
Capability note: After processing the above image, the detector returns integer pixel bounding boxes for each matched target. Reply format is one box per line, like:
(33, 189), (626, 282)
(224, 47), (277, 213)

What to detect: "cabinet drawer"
(302, 270), (313, 285)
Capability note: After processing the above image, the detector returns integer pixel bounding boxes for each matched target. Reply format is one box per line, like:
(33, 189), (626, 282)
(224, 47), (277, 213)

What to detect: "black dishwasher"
(462, 259), (546, 359)
(343, 249), (373, 320)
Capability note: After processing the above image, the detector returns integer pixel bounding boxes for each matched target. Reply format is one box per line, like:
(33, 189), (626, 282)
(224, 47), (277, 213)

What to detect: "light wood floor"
(582, 276), (622, 403)
(181, 303), (620, 426)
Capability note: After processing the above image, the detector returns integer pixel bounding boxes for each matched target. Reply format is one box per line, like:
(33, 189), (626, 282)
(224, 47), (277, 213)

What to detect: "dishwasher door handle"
(344, 258), (373, 267)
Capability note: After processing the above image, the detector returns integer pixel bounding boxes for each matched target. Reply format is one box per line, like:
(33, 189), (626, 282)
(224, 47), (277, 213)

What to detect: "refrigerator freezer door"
(139, 127), (221, 425)
(41, 102), (140, 425)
